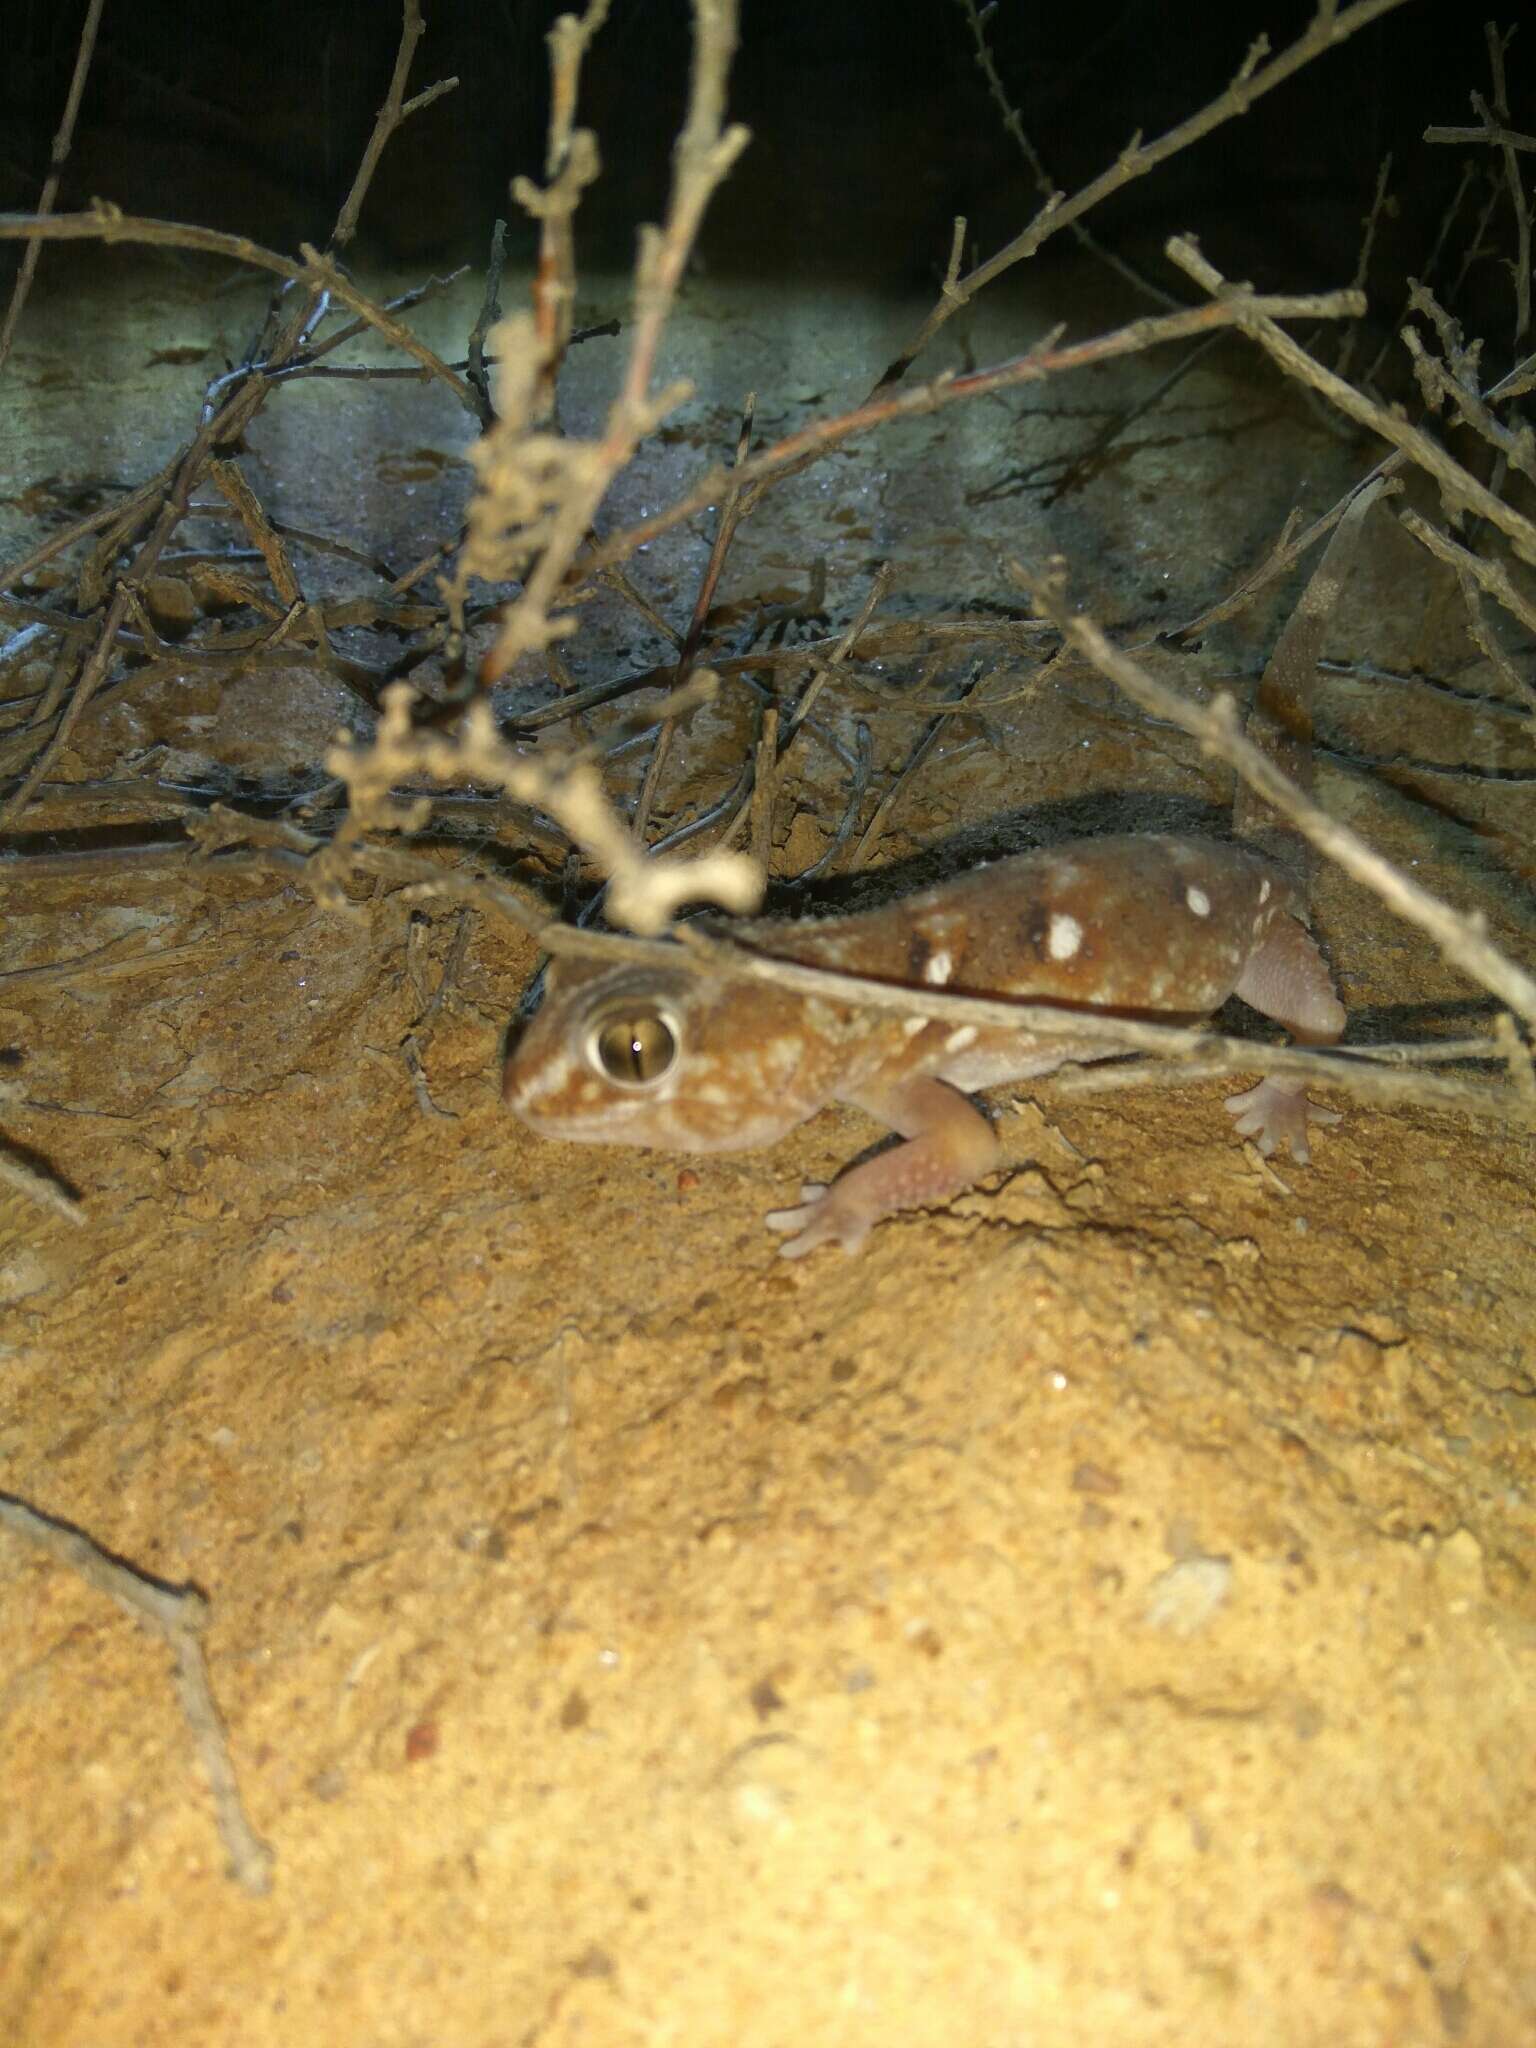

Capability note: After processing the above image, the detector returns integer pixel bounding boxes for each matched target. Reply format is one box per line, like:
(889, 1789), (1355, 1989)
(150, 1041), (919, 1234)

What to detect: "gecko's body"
(503, 830), (1345, 1256)
(505, 485), (1384, 1255)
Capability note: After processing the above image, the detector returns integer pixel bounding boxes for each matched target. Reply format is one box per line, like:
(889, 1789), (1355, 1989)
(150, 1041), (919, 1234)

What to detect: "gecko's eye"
(586, 1003), (680, 1088)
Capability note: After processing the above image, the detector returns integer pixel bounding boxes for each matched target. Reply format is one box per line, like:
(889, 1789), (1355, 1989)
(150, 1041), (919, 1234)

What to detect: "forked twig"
(0, 1491), (274, 1897)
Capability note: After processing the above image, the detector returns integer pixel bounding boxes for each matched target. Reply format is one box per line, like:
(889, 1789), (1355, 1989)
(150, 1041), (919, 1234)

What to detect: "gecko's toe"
(765, 1186), (822, 1234)
(1224, 1077), (1340, 1164)
(764, 1185), (870, 1258)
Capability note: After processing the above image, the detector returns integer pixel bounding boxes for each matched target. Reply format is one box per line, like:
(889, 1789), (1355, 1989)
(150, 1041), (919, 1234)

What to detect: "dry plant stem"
(300, 247), (474, 411)
(1331, 153), (1392, 386)
(574, 286), (1365, 588)
(478, 616), (1051, 736)
(1037, 334), (1226, 505)
(1039, 1047), (1522, 1119)
(265, 269), (469, 389)
(208, 461), (301, 607)
(470, 0), (748, 682)
(1496, 1010), (1536, 1106)
(0, 211), (476, 414)
(1397, 507), (1536, 690)
(781, 561), (892, 746)
(598, 565), (685, 651)
(1448, 167), (1508, 316)
(632, 392), (756, 843)
(0, 933), (222, 989)
(617, 0), (746, 433)
(0, 584), (130, 823)
(880, 0), (1414, 385)
(0, 1491), (274, 1897)
(1168, 235), (1536, 568)
(1171, 335), (1536, 645)
(2, 13), (460, 804)
(0, 1112), (86, 1223)
(0, 0), (105, 377)
(846, 664), (985, 870)
(0, 462), (176, 595)
(189, 802), (558, 931)
(254, 0), (453, 382)
(1363, 158), (1477, 391)
(1426, 123), (1536, 154)
(749, 704), (780, 873)
(951, 0), (1176, 312)
(1448, 573), (1536, 715)
(1401, 288), (1536, 486)
(1479, 26), (1532, 350)
(516, 0), (610, 412)
(332, 0), (457, 249)
(1021, 561), (1536, 1031)
(1233, 477), (1388, 868)
(467, 221), (509, 424)
(546, 1), (613, 169)
(323, 684), (759, 934)
(566, 922), (1217, 1054)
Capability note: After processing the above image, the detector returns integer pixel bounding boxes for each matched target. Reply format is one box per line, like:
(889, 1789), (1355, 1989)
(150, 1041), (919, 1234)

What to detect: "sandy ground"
(3, 251), (1535, 2047)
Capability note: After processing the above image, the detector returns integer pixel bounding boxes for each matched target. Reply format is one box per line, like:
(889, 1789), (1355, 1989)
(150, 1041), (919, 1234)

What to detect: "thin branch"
(570, 285), (1366, 590)
(1331, 152), (1392, 386)
(879, 0), (1415, 385)
(1015, 542), (1536, 1031)
(0, 1090), (86, 1223)
(1478, 26), (1532, 350)
(1425, 122), (1536, 152)
(332, 1), (457, 250)
(1166, 235), (1536, 568)
(1396, 507), (1536, 704)
(0, 583), (130, 823)
(0, 0), (106, 377)
(320, 684), (760, 935)
(632, 390), (756, 843)
(0, 209), (475, 413)
(465, 0), (749, 684)
(950, 0), (1178, 311)
(0, 1491), (274, 1897)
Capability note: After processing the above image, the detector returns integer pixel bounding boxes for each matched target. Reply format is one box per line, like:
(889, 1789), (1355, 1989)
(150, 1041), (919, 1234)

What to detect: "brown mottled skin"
(504, 832), (1345, 1257)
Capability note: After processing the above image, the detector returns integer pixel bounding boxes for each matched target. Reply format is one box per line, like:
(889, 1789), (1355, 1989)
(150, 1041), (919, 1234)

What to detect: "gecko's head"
(503, 956), (812, 1154)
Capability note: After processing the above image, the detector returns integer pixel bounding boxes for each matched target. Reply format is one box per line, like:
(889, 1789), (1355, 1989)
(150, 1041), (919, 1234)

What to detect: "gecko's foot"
(1224, 1077), (1340, 1165)
(764, 1183), (872, 1259)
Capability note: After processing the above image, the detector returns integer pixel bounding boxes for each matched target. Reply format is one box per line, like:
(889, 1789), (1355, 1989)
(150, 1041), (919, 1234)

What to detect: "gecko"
(504, 497), (1376, 1258)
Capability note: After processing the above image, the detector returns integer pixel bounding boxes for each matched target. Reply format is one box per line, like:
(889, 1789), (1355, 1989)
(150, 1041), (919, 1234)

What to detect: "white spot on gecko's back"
(945, 1026), (977, 1052)
(923, 950), (953, 985)
(1048, 914), (1082, 961)
(1185, 886), (1211, 917)
(1259, 878), (1271, 904)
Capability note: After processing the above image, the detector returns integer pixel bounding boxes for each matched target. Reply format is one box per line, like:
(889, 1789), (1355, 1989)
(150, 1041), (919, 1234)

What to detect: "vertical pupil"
(595, 1010), (675, 1083)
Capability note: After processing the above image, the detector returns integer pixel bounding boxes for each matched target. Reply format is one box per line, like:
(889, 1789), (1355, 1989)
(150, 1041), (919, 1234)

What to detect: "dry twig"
(0, 1491), (273, 1896)
(880, 0), (1415, 386)
(0, 0), (105, 377)
(1015, 540), (1536, 1032)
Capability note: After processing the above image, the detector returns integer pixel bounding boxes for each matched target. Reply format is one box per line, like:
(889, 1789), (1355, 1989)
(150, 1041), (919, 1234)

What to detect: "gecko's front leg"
(765, 1075), (1000, 1258)
(1221, 908), (1346, 1162)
